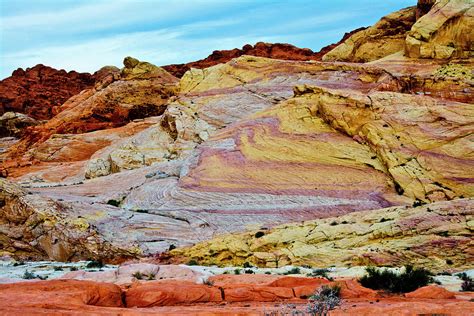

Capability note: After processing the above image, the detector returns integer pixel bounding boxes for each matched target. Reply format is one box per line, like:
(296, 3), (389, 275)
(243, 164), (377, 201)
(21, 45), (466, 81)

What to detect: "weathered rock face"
(2, 58), (177, 176)
(169, 199), (474, 272)
(0, 178), (140, 261)
(0, 64), (96, 120)
(405, 0), (474, 59)
(0, 280), (124, 313)
(322, 6), (417, 62)
(0, 112), (38, 137)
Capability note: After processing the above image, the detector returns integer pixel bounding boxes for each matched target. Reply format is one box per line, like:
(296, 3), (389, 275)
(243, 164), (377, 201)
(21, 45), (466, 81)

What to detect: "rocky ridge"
(0, 64), (96, 120)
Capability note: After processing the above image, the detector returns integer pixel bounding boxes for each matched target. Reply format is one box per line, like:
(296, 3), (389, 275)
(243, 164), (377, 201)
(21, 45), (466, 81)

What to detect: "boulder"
(0, 112), (38, 137)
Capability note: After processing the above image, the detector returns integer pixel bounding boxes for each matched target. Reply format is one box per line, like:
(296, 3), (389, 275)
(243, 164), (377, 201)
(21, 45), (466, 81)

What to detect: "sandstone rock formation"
(169, 199), (474, 272)
(162, 34), (365, 78)
(405, 0), (474, 59)
(323, 0), (474, 62)
(322, 6), (417, 62)
(0, 64), (96, 120)
(0, 178), (140, 261)
(1, 274), (472, 315)
(1, 58), (177, 178)
(0, 0), (472, 271)
(0, 112), (38, 137)
(163, 42), (323, 78)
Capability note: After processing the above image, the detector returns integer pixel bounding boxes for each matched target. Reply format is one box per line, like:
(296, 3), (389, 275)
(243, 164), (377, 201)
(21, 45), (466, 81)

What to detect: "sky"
(0, 0), (415, 79)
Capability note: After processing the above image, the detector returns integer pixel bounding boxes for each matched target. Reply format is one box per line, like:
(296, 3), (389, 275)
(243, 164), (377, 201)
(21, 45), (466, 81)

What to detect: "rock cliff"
(0, 65), (96, 120)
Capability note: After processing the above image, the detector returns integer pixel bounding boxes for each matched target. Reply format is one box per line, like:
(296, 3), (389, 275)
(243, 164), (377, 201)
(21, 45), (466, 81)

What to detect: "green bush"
(86, 260), (104, 269)
(187, 259), (198, 266)
(309, 268), (333, 280)
(457, 273), (474, 292)
(284, 267), (301, 275)
(359, 265), (434, 293)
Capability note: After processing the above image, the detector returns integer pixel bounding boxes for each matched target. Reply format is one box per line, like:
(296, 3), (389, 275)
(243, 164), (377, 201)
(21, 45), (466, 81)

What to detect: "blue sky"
(0, 0), (415, 79)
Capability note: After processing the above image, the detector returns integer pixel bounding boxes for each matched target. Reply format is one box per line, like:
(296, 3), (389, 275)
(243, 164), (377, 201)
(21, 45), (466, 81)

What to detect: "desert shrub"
(132, 272), (143, 280)
(70, 266), (78, 271)
(86, 260), (104, 269)
(187, 259), (198, 266)
(234, 269), (241, 275)
(329, 221), (338, 226)
(13, 261), (25, 267)
(244, 269), (254, 274)
(359, 265), (434, 293)
(284, 267), (301, 275)
(243, 262), (253, 268)
(255, 231), (265, 238)
(168, 244), (176, 251)
(307, 285), (341, 316)
(53, 266), (63, 271)
(22, 270), (47, 280)
(457, 273), (474, 292)
(265, 271), (272, 275)
(309, 268), (333, 280)
(147, 272), (156, 280)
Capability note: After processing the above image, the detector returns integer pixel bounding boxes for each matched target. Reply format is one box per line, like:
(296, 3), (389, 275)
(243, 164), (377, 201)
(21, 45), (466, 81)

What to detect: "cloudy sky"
(0, 0), (415, 79)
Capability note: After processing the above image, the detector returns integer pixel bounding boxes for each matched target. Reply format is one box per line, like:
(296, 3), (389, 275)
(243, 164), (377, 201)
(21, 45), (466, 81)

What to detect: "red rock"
(335, 279), (378, 299)
(0, 65), (96, 120)
(267, 276), (330, 288)
(222, 285), (294, 302)
(126, 280), (222, 307)
(162, 34), (363, 78)
(208, 274), (281, 286)
(0, 279), (123, 309)
(405, 285), (456, 299)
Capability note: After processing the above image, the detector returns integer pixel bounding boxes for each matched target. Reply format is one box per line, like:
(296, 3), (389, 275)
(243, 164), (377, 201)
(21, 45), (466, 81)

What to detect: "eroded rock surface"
(169, 199), (474, 272)
(0, 65), (96, 120)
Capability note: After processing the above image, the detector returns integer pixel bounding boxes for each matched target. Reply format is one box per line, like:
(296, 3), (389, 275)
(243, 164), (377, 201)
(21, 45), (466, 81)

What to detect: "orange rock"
(335, 279), (378, 299)
(222, 285), (294, 302)
(405, 285), (456, 299)
(208, 274), (281, 286)
(126, 280), (222, 307)
(0, 279), (123, 310)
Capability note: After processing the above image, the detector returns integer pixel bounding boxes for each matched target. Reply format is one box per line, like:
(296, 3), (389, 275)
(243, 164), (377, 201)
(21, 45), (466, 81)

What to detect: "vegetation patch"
(307, 285), (341, 316)
(359, 265), (434, 293)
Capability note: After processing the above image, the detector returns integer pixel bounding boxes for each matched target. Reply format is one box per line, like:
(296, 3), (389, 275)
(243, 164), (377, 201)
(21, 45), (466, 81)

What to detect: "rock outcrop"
(169, 199), (474, 272)
(0, 112), (38, 137)
(405, 0), (474, 59)
(322, 6), (417, 62)
(1, 274), (472, 315)
(2, 58), (177, 177)
(0, 65), (96, 120)
(162, 34), (366, 78)
(0, 178), (140, 261)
